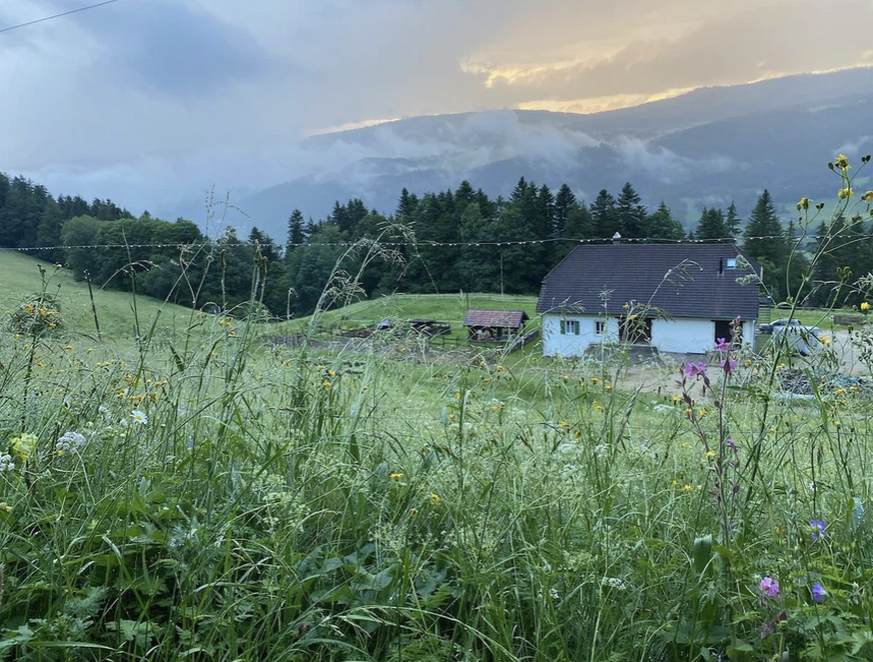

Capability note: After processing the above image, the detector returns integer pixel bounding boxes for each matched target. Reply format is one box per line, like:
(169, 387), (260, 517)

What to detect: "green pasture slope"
(0, 249), (200, 344)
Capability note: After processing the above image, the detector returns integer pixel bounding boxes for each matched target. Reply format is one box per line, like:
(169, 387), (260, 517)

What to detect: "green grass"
(1, 248), (873, 661)
(0, 249), (198, 346)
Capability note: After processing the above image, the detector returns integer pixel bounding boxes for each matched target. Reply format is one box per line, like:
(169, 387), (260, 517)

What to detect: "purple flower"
(715, 337), (731, 354)
(759, 576), (780, 598)
(727, 438), (737, 452)
(812, 582), (827, 602)
(720, 358), (738, 374)
(810, 519), (826, 541)
(684, 362), (708, 378)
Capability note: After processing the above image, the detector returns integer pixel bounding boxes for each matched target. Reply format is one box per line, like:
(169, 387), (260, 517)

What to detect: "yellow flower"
(684, 408), (693, 417)
(834, 153), (851, 171)
(838, 187), (854, 200)
(430, 493), (440, 505)
(389, 472), (403, 479)
(796, 197), (810, 211)
(592, 401), (603, 411)
(698, 409), (707, 418)
(323, 380), (332, 389)
(23, 304), (34, 314)
(11, 433), (37, 462)
(559, 420), (569, 428)
(862, 302), (870, 312)
(65, 345), (73, 352)
(835, 387), (846, 396)
(820, 336), (831, 346)
(590, 377), (600, 385)
(605, 384), (612, 392)
(683, 484), (693, 492)
(705, 450), (716, 459)
(834, 420), (841, 428)
(227, 331), (236, 338)
(496, 365), (505, 372)
(409, 508), (419, 518)
(862, 190), (873, 203)
(454, 391), (461, 399)
(672, 395), (680, 403)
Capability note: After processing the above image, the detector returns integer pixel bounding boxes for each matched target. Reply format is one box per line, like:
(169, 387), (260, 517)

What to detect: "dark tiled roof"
(536, 243), (760, 320)
(464, 309), (530, 328)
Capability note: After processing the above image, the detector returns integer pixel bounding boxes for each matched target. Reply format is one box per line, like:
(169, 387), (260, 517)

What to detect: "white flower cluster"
(0, 453), (14, 472)
(56, 431), (87, 453)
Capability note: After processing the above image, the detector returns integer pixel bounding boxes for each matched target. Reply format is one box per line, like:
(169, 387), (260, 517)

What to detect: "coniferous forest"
(1, 170), (870, 316)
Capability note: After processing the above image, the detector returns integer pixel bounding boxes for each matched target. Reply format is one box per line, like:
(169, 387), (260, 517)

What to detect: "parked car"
(759, 318), (804, 335)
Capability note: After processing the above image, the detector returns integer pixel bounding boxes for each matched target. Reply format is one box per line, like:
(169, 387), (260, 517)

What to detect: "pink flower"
(684, 362), (707, 378)
(759, 576), (780, 598)
(714, 337), (731, 354)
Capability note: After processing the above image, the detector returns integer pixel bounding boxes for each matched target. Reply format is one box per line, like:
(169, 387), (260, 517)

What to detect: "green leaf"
(693, 535), (713, 574)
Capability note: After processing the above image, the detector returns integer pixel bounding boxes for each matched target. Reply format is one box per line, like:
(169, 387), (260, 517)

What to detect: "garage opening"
(714, 319), (732, 344)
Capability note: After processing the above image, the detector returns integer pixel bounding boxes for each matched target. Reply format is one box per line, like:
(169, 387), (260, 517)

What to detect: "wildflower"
(11, 434), (37, 462)
(559, 420), (569, 428)
(684, 407), (693, 417)
(838, 187), (854, 200)
(834, 153), (850, 171)
(835, 387), (846, 396)
(862, 302), (870, 312)
(328, 370), (336, 377)
(0, 453), (14, 472)
(727, 438), (737, 452)
(684, 362), (707, 378)
(809, 519), (826, 541)
(496, 365), (505, 372)
(698, 409), (707, 418)
(714, 337), (731, 354)
(821, 336), (831, 346)
(590, 376), (600, 385)
(720, 358), (738, 373)
(672, 395), (680, 403)
(56, 431), (86, 453)
(759, 576), (780, 598)
(862, 190), (873, 203)
(796, 197), (811, 211)
(604, 384), (612, 392)
(64, 345), (73, 352)
(705, 450), (716, 459)
(323, 380), (332, 389)
(683, 484), (693, 492)
(130, 410), (148, 425)
(812, 582), (827, 602)
(430, 493), (440, 505)
(409, 508), (418, 518)
(389, 472), (403, 479)
(593, 400), (604, 412)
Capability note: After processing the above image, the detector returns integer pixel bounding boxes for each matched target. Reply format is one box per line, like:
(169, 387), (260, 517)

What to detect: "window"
(595, 320), (606, 335)
(561, 320), (580, 335)
(726, 257), (737, 269)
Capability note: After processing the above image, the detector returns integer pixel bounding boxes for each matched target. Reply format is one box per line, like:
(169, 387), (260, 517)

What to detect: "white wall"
(543, 315), (757, 357)
(542, 314), (619, 357)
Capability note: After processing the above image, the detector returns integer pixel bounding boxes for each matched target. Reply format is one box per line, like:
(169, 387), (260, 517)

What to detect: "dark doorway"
(714, 320), (732, 344)
(619, 317), (652, 343)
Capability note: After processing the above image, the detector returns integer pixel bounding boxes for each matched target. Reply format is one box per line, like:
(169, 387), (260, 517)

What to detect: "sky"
(1, 0), (872, 216)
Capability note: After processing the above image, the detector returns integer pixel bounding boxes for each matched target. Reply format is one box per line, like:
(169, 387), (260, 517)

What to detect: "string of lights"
(0, 233), (855, 254)
(0, 0), (121, 35)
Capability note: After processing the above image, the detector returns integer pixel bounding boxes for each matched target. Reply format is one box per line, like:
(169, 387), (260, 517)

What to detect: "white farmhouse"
(537, 242), (760, 357)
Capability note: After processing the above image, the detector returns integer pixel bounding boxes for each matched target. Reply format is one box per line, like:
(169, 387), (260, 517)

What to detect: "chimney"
(612, 232), (622, 245)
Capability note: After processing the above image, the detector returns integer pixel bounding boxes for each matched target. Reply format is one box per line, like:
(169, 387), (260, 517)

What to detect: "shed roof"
(464, 309), (529, 328)
(536, 243), (760, 320)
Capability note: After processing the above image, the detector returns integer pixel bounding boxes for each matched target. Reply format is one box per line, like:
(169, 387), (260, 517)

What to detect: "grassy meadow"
(1, 249), (873, 662)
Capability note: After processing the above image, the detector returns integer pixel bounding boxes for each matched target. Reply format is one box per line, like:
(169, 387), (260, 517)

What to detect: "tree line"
(0, 171), (868, 316)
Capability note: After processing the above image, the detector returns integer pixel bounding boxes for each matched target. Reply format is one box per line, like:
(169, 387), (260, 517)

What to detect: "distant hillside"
(237, 67), (873, 239)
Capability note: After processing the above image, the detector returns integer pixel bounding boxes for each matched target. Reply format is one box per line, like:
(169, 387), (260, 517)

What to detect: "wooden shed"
(464, 309), (529, 342)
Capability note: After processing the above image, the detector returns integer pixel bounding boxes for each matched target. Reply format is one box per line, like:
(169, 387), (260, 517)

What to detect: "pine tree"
(553, 184), (576, 239)
(616, 182), (647, 238)
(695, 208), (731, 241)
(744, 190), (788, 298)
(590, 190), (618, 238)
(725, 202), (742, 237)
(285, 209), (305, 258)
